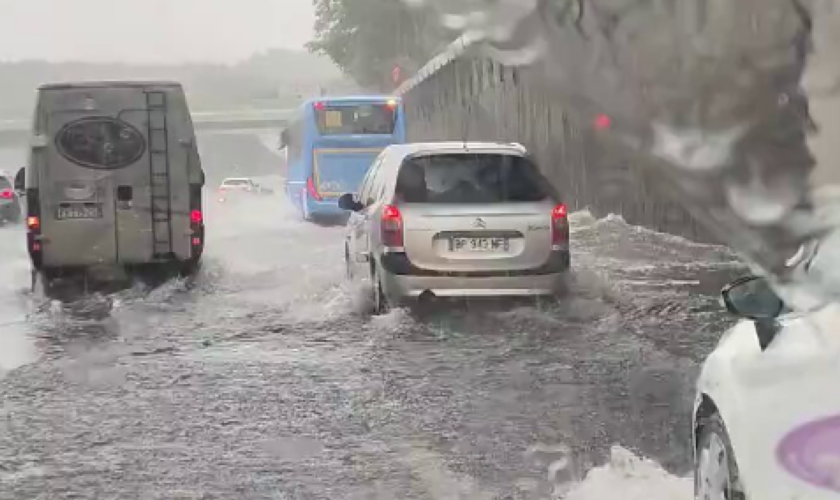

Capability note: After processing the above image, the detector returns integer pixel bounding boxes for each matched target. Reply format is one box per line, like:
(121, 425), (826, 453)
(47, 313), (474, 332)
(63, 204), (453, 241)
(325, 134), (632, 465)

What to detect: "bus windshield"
(315, 103), (396, 136)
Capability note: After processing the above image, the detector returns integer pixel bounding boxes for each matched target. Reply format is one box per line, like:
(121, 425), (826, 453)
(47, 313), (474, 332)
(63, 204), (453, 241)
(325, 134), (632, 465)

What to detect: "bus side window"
(284, 121), (303, 164)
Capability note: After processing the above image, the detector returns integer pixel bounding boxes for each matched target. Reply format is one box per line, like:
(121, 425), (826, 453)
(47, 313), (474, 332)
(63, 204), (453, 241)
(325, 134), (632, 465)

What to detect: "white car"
(693, 275), (840, 500)
(217, 177), (272, 203)
(339, 142), (570, 313)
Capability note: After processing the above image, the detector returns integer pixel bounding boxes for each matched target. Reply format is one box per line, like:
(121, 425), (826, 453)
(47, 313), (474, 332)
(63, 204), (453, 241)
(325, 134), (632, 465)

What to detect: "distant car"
(693, 275), (840, 500)
(217, 177), (272, 203)
(339, 142), (571, 313)
(0, 174), (21, 224)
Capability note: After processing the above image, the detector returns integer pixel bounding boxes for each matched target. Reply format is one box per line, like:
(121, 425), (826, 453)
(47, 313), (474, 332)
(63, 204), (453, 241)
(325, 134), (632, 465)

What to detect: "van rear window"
(395, 153), (556, 204)
(55, 117), (146, 170)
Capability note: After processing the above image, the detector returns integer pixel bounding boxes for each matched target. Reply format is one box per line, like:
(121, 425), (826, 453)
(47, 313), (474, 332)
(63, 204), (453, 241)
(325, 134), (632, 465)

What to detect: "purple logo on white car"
(777, 415), (840, 492)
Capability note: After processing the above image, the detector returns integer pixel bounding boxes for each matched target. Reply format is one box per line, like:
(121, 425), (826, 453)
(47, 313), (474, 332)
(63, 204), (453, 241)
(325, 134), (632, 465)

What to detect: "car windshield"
(395, 153), (555, 203)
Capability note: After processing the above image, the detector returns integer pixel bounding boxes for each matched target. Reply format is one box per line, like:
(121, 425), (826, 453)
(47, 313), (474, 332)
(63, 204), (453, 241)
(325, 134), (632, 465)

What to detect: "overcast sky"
(0, 0), (315, 64)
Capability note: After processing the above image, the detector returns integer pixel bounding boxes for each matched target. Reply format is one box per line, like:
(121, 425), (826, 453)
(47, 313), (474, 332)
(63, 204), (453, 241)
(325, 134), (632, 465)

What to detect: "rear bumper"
(378, 251), (570, 303)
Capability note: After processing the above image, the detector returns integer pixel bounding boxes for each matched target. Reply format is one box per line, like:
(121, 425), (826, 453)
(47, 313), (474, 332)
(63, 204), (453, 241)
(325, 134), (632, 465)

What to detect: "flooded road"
(0, 185), (744, 499)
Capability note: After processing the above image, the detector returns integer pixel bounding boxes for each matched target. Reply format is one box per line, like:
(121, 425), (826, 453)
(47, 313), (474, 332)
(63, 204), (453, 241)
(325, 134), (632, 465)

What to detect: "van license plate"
(451, 237), (510, 252)
(56, 205), (102, 220)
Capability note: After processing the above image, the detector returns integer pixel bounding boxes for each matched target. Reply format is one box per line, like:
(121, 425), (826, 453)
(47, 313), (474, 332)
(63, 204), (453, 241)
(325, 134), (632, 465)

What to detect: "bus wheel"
(300, 190), (311, 221)
(371, 266), (390, 315)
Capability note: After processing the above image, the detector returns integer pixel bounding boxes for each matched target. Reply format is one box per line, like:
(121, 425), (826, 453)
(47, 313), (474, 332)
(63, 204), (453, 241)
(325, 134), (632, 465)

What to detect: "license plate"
(319, 180), (345, 193)
(451, 237), (510, 252)
(56, 205), (103, 220)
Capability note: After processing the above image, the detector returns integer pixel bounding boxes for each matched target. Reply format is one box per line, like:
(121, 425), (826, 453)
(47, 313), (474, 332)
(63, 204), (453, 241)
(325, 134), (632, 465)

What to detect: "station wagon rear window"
(315, 104), (396, 135)
(395, 153), (556, 204)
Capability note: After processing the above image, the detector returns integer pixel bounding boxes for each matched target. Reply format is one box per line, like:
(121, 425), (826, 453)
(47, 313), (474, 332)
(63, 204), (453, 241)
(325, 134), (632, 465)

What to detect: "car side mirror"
(14, 167), (25, 192)
(30, 134), (48, 149)
(721, 276), (784, 320)
(338, 193), (362, 212)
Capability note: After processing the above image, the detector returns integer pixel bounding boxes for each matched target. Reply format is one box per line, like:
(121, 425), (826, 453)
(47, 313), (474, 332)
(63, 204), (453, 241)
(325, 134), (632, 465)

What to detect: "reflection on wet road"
(0, 187), (744, 499)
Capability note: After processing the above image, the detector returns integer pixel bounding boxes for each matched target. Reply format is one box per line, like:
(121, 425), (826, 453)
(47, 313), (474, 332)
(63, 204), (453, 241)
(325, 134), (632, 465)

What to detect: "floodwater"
(0, 174), (744, 499)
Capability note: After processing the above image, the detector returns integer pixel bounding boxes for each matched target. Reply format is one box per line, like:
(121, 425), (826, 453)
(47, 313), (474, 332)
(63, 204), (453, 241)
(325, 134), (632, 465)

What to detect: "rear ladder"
(146, 91), (174, 259)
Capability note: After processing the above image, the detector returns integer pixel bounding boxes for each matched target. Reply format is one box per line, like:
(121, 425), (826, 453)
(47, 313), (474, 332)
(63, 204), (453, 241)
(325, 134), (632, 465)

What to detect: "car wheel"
(371, 266), (390, 315)
(695, 413), (745, 500)
(554, 271), (572, 299)
(344, 244), (353, 280)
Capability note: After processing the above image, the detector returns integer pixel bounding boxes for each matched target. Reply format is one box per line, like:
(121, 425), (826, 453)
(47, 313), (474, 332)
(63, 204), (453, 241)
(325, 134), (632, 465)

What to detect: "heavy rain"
(1, 1), (839, 500)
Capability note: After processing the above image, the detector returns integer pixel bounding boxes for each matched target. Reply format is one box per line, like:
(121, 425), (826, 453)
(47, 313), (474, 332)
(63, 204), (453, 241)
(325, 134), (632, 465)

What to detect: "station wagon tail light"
(27, 216), (39, 229)
(190, 209), (203, 224)
(307, 177), (322, 201)
(551, 203), (569, 249)
(381, 204), (404, 247)
(0, 189), (13, 199)
(314, 101), (325, 110)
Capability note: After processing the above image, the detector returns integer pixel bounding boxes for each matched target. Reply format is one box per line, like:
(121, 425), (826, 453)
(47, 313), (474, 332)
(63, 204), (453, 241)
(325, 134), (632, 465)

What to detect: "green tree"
(307, 0), (453, 90)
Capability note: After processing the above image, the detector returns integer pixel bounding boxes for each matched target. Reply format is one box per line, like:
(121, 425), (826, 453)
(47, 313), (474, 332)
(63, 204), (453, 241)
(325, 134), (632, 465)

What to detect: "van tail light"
(0, 189), (13, 199)
(25, 189), (42, 267)
(306, 177), (322, 201)
(189, 184), (204, 254)
(551, 203), (569, 250)
(190, 209), (203, 224)
(381, 204), (404, 248)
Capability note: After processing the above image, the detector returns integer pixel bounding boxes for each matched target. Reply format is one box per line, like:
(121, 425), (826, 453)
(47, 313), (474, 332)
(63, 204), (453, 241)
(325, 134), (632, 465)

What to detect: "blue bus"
(281, 95), (407, 221)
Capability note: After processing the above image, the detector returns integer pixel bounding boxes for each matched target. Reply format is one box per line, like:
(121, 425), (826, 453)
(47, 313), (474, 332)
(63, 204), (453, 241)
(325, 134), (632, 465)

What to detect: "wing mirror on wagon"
(721, 275), (785, 320)
(338, 193), (363, 212)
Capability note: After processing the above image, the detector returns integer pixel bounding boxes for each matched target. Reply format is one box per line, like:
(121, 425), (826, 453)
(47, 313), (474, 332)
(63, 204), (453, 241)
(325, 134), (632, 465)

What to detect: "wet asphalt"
(0, 192), (744, 499)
